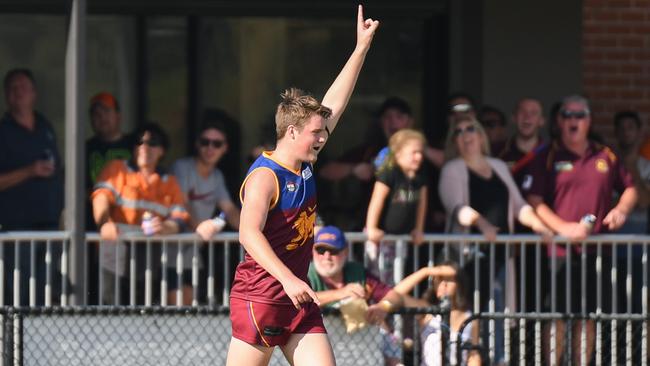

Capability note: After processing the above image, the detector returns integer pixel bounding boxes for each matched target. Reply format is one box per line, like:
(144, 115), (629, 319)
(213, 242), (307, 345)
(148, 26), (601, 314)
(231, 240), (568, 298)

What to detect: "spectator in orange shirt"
(91, 122), (190, 304)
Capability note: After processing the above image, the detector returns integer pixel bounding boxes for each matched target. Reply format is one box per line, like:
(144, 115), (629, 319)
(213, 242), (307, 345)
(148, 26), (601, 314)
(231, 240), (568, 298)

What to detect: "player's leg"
(280, 332), (335, 366)
(226, 337), (274, 366)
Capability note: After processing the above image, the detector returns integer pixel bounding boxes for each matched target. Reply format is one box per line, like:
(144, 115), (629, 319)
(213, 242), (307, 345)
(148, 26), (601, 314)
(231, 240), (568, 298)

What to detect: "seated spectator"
(91, 122), (190, 305)
(393, 262), (480, 366)
(170, 118), (240, 305)
(0, 68), (64, 305)
(307, 226), (404, 366)
(478, 105), (508, 154)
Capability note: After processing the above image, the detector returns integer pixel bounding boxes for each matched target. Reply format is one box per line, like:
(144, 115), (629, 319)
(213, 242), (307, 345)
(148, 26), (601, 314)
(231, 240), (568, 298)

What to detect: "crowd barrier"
(0, 231), (649, 365)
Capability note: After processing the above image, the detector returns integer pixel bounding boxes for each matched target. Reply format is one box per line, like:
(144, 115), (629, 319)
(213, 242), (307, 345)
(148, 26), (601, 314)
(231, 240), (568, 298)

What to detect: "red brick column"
(583, 0), (650, 139)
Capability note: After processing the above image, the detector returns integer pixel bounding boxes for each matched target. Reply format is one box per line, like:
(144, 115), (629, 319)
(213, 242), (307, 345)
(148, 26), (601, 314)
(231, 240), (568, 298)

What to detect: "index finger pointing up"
(358, 4), (364, 24)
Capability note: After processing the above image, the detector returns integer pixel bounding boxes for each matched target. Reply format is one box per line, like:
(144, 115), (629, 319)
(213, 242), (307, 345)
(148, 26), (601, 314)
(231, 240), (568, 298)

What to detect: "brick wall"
(583, 0), (650, 141)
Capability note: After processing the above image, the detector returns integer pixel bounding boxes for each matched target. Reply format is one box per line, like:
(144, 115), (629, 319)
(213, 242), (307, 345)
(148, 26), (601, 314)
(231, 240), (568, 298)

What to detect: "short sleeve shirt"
(170, 157), (232, 222)
(0, 112), (63, 230)
(525, 141), (633, 253)
(376, 165), (427, 234)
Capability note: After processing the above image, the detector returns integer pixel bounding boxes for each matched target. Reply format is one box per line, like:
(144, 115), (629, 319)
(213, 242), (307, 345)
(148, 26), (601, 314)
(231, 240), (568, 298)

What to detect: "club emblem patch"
(286, 182), (296, 192)
(595, 158), (608, 173)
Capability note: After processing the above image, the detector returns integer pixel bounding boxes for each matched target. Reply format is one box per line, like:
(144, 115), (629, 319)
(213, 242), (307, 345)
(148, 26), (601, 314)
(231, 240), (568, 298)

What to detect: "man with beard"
(307, 226), (404, 365)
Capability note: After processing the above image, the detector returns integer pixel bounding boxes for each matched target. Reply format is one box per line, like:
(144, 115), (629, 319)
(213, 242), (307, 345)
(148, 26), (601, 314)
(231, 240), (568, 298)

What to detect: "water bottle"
(211, 212), (227, 231)
(142, 211), (155, 236)
(580, 213), (597, 233)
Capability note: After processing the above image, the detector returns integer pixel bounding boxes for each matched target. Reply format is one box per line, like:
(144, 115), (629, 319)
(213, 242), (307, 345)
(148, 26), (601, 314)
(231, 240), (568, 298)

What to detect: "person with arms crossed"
(226, 6), (379, 366)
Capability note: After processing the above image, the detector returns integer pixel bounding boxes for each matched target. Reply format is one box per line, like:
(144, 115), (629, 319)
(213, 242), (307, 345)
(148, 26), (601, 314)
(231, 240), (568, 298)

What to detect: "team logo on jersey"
(595, 158), (609, 173)
(554, 161), (573, 172)
(286, 205), (316, 251)
(302, 166), (313, 180)
(286, 181), (297, 192)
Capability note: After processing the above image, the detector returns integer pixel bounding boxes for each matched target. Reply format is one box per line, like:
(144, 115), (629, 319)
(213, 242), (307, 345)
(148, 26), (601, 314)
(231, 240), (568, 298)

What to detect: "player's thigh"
(280, 333), (335, 366)
(226, 337), (274, 366)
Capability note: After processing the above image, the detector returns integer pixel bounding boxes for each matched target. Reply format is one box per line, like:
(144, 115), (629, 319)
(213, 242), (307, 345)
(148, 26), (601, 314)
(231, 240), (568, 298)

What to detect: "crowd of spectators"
(2, 66), (650, 364)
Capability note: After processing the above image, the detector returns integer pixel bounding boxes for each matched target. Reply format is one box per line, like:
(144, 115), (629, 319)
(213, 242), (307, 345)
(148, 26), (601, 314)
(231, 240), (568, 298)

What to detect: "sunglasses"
(560, 110), (588, 120)
(314, 246), (343, 256)
(453, 125), (476, 137)
(136, 138), (162, 147)
(199, 138), (225, 149)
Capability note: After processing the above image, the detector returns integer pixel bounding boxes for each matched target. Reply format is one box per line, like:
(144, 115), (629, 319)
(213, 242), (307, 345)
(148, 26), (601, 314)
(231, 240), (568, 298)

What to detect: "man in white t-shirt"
(170, 118), (240, 305)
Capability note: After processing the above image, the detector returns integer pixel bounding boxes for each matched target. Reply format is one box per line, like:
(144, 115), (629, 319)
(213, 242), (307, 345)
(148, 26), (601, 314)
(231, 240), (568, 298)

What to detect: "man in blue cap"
(307, 225), (404, 364)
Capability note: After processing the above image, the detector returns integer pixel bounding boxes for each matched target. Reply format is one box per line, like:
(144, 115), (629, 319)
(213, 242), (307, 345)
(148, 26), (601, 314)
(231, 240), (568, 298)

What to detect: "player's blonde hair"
(275, 88), (332, 139)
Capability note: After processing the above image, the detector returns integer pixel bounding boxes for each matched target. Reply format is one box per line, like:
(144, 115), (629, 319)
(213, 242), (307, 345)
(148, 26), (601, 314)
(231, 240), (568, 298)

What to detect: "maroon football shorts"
(230, 297), (327, 347)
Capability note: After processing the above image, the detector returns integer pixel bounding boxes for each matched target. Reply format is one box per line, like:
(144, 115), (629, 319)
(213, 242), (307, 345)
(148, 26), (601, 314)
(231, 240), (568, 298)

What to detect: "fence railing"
(1, 231), (650, 365)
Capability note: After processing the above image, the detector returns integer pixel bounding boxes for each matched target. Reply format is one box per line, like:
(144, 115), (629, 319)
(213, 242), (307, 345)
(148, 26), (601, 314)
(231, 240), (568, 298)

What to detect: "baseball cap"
(90, 92), (119, 111)
(314, 226), (347, 250)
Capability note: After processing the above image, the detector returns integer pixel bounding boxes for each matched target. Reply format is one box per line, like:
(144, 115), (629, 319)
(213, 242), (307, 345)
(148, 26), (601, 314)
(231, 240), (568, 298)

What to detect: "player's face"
(395, 139), (424, 175)
(558, 101), (590, 146)
(293, 114), (328, 164)
(312, 245), (347, 278)
(197, 128), (228, 166)
(514, 99), (544, 139)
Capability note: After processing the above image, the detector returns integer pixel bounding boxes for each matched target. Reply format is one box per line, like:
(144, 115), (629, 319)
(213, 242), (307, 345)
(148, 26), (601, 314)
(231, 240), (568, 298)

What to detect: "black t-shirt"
(376, 165), (427, 234)
(468, 168), (509, 232)
(0, 112), (63, 230)
(86, 135), (132, 189)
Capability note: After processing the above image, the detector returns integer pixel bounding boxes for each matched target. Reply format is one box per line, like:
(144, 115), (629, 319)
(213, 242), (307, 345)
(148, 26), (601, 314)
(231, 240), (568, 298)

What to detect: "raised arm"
(321, 5), (379, 134)
(240, 168), (319, 309)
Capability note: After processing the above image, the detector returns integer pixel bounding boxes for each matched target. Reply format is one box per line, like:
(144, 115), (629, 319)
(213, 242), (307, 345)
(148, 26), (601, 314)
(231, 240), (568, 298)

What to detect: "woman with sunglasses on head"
(91, 122), (190, 304)
(438, 115), (551, 365)
(169, 117), (241, 305)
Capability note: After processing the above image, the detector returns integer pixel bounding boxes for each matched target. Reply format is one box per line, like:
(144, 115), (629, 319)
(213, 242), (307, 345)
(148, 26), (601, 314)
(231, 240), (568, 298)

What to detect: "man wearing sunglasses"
(91, 122), (190, 304)
(169, 118), (241, 305)
(525, 95), (637, 365)
(307, 225), (404, 365)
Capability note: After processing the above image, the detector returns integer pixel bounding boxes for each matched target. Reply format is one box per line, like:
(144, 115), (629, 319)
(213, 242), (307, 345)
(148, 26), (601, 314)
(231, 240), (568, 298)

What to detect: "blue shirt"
(0, 112), (63, 230)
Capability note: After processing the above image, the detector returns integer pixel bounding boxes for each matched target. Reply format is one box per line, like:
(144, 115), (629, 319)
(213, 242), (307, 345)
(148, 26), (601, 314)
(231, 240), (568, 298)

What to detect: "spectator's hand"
(410, 229), (424, 246)
(143, 216), (163, 235)
(342, 283), (366, 299)
(196, 219), (222, 241)
(352, 162), (374, 181)
(281, 275), (320, 310)
(99, 222), (119, 241)
(475, 217), (499, 242)
(429, 264), (456, 278)
(356, 5), (379, 51)
(31, 159), (55, 178)
(366, 303), (389, 325)
(531, 221), (554, 244)
(603, 208), (627, 231)
(559, 222), (590, 242)
(366, 227), (384, 243)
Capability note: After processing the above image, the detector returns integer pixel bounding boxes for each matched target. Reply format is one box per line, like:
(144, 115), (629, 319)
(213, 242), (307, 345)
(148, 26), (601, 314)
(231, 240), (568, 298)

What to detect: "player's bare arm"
(321, 4), (379, 135)
(239, 168), (319, 309)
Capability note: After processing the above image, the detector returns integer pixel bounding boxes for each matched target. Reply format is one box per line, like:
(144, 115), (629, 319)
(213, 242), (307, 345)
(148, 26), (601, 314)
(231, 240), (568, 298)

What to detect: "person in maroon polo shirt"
(525, 94), (637, 365)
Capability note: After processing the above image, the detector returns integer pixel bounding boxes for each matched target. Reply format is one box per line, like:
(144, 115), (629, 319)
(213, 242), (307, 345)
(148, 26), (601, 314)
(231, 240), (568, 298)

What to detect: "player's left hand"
(356, 5), (379, 50)
(281, 275), (321, 309)
(603, 208), (627, 230)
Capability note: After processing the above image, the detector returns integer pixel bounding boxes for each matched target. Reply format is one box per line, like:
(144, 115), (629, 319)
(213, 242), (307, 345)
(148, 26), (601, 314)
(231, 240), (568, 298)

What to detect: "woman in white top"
(393, 262), (481, 366)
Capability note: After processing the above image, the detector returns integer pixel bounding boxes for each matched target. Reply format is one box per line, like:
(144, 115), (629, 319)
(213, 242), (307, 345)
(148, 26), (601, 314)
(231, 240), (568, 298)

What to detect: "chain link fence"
(0, 306), (450, 366)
